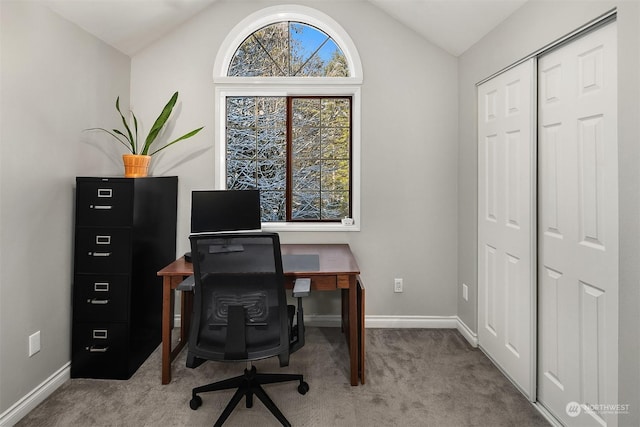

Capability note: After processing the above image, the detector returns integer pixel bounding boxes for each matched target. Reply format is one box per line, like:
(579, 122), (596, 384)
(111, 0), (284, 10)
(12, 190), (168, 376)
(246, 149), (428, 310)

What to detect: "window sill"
(261, 222), (360, 232)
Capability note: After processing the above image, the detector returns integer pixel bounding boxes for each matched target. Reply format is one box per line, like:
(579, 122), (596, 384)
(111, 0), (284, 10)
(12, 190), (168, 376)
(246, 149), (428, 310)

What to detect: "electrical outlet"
(394, 278), (403, 293)
(462, 283), (469, 301)
(29, 331), (41, 357)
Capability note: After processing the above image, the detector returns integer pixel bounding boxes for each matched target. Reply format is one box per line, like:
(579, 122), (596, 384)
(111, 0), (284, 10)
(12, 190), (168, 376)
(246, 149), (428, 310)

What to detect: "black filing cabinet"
(71, 176), (177, 379)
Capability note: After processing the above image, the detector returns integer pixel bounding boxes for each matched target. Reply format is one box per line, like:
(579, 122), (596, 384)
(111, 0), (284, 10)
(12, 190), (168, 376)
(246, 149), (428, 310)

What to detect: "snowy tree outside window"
(225, 22), (352, 222)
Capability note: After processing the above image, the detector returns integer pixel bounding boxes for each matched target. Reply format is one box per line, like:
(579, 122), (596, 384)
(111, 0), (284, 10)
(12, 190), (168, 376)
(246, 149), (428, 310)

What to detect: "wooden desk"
(157, 244), (365, 386)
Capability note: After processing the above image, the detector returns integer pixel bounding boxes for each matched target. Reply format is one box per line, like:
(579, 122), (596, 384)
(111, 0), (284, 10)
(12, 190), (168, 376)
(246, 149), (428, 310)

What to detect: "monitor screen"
(191, 189), (261, 233)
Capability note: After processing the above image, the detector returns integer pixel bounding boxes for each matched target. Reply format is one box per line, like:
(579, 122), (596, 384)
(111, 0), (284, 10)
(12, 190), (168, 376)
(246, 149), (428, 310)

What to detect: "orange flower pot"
(122, 154), (151, 178)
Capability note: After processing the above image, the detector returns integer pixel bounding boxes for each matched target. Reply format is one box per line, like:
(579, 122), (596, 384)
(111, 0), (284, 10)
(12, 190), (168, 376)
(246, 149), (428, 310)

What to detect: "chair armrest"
(176, 275), (194, 291)
(285, 278), (310, 361)
(292, 278), (311, 298)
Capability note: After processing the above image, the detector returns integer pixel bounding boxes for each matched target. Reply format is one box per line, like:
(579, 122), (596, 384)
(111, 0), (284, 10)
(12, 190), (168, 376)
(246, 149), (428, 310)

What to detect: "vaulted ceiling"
(44, 0), (528, 57)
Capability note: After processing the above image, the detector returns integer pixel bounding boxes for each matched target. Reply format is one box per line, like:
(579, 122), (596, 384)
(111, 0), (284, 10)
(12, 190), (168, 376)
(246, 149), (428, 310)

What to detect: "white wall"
(457, 1), (640, 424)
(3, 0), (636, 423)
(0, 1), (130, 416)
(130, 0), (459, 319)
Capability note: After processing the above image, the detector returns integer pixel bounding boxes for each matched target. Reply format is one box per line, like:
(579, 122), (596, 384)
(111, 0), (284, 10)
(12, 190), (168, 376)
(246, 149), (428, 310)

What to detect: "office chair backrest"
(188, 232), (289, 362)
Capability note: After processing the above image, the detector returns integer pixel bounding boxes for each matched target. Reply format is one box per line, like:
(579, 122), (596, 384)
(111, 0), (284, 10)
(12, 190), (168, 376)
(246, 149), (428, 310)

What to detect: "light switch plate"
(29, 331), (41, 357)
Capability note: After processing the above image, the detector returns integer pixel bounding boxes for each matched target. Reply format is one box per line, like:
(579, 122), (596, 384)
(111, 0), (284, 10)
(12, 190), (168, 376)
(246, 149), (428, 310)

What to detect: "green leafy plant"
(86, 91), (203, 156)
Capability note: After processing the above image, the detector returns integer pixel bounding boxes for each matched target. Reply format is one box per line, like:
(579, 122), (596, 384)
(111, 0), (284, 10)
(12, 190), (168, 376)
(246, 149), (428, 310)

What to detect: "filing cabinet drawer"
(73, 275), (129, 322)
(76, 180), (133, 226)
(75, 228), (132, 273)
(71, 322), (128, 379)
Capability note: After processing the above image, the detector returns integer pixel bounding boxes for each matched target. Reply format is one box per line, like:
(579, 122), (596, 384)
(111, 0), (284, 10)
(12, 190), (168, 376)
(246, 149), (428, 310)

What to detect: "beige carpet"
(16, 328), (549, 426)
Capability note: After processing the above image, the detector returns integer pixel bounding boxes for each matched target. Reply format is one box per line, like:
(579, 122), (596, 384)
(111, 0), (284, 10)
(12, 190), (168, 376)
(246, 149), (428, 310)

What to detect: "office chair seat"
(186, 232), (309, 427)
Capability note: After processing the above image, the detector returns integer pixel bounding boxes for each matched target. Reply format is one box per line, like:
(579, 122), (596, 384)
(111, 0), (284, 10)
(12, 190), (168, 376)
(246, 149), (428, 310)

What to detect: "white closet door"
(537, 22), (618, 427)
(477, 59), (535, 399)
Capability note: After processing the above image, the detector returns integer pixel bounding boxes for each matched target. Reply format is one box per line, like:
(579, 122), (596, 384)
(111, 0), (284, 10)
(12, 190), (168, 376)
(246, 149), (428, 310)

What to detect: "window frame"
(213, 5), (362, 232)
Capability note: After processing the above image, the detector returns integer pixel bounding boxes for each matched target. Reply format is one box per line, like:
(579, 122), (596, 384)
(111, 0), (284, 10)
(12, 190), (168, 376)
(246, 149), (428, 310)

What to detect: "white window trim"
(213, 6), (363, 232)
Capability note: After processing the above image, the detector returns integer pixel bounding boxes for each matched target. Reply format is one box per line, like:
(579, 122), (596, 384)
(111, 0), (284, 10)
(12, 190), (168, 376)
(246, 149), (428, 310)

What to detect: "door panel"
(477, 60), (535, 399)
(537, 22), (618, 427)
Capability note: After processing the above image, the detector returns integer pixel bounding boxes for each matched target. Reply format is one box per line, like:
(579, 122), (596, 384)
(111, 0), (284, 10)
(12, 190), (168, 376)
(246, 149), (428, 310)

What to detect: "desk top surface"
(157, 243), (360, 277)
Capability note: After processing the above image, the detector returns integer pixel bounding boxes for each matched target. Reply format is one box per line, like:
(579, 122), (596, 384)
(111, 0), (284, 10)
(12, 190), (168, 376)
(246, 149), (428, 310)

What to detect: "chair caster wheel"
(298, 382), (310, 395)
(190, 395), (202, 410)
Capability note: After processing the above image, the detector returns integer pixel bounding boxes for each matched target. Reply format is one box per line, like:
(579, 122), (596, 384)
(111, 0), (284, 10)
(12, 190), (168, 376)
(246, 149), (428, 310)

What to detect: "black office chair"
(186, 232), (309, 427)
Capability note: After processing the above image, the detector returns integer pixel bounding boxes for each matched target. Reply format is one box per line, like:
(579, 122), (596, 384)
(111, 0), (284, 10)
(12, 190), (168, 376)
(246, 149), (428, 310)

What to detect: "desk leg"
(357, 277), (365, 385)
(180, 289), (192, 346)
(161, 276), (172, 385)
(348, 276), (359, 386)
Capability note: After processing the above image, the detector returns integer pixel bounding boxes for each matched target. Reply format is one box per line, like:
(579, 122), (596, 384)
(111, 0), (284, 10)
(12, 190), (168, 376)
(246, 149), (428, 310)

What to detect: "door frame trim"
(529, 56), (538, 403)
(475, 8), (617, 87)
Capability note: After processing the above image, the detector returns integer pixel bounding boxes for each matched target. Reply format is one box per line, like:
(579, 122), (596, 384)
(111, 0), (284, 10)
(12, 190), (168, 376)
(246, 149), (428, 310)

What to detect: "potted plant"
(86, 91), (203, 177)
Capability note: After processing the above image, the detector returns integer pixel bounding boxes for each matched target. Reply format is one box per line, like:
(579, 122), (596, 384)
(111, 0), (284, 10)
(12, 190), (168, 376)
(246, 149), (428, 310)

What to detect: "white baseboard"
(365, 315), (458, 329)
(175, 314), (479, 347)
(455, 317), (479, 347)
(0, 362), (70, 427)
(175, 314), (463, 329)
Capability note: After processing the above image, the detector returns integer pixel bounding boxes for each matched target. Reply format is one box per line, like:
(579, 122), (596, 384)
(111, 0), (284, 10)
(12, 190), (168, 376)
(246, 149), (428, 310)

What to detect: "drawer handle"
(92, 329), (108, 339)
(86, 345), (109, 353)
(97, 188), (113, 198)
(94, 282), (109, 292)
(95, 235), (111, 245)
(90, 205), (112, 210)
(88, 298), (110, 305)
(89, 252), (111, 257)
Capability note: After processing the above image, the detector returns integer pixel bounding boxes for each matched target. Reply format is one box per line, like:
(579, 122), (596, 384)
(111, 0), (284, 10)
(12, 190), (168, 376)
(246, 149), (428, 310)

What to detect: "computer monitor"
(190, 189), (261, 234)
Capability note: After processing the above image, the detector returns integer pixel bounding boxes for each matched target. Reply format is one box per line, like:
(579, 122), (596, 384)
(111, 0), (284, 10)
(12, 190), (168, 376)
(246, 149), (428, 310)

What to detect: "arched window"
(229, 22), (349, 77)
(214, 6), (362, 231)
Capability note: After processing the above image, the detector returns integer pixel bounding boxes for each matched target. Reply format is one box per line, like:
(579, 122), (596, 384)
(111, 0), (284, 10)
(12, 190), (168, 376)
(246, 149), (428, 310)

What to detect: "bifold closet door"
(477, 59), (535, 400)
(537, 21), (618, 427)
